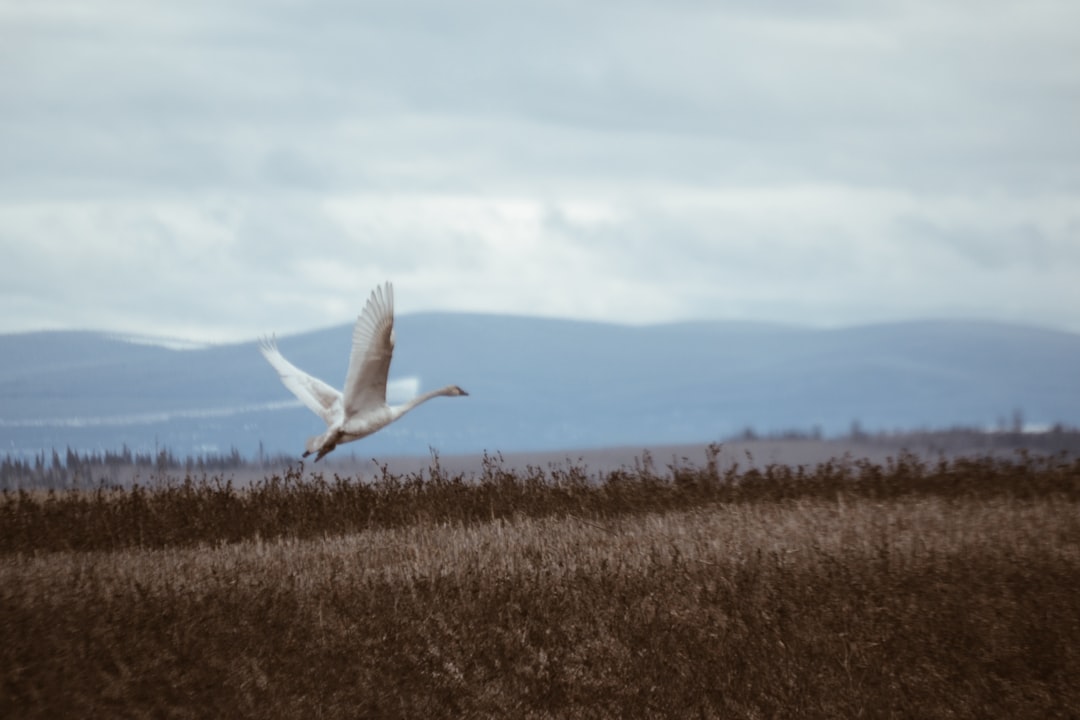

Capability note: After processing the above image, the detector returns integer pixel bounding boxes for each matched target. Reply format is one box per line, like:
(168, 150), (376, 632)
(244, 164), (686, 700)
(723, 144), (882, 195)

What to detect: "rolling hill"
(1, 316), (1078, 459)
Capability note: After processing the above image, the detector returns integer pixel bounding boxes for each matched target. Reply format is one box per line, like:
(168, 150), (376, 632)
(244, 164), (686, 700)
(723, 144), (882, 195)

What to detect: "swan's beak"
(460, 388), (469, 396)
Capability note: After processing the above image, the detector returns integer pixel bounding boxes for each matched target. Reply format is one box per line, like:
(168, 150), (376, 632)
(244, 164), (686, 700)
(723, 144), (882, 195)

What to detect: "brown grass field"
(3, 449), (1080, 718)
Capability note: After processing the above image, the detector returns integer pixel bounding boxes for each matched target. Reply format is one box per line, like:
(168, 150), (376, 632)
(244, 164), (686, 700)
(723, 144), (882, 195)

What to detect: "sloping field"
(3, 452), (1079, 718)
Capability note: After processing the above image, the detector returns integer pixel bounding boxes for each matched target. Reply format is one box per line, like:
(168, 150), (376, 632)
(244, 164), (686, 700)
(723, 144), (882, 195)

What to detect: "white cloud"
(1, 0), (1079, 339)
(386, 377), (421, 405)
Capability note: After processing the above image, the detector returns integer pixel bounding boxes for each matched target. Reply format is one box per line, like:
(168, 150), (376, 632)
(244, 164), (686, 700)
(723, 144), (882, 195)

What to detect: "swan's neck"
(393, 385), (461, 418)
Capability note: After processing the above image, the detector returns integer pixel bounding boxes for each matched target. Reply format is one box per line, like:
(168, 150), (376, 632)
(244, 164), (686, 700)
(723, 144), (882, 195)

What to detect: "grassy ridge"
(3, 451), (1080, 717)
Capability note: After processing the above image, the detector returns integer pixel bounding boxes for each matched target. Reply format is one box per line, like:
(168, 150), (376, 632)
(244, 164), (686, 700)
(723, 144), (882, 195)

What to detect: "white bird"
(259, 282), (468, 461)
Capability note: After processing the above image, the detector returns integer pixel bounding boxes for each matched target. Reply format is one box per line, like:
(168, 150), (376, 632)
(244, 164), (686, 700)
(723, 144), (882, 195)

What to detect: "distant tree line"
(0, 445), (256, 491)
(866, 423), (1080, 456)
(4, 422), (1079, 491)
(732, 421), (1080, 454)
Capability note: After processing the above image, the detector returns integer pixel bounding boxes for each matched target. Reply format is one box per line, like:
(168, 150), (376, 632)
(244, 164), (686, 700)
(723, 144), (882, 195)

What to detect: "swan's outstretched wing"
(259, 336), (342, 426)
(342, 282), (395, 416)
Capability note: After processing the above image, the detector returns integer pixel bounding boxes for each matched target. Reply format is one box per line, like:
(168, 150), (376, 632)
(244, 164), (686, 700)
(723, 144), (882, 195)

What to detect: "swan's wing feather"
(342, 282), (395, 416)
(259, 336), (342, 426)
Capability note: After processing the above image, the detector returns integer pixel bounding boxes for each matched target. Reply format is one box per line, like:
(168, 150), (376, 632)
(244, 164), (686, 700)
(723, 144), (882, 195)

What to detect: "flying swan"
(259, 282), (468, 461)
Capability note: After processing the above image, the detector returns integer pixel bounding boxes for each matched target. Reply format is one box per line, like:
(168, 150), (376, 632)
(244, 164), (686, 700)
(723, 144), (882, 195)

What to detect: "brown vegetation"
(3, 449), (1079, 718)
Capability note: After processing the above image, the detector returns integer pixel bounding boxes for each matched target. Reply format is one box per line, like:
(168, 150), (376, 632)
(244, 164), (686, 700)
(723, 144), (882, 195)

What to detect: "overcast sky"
(3, 0), (1079, 342)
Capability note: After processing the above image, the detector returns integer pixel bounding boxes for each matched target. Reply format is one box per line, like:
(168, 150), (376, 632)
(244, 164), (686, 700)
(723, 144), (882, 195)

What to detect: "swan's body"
(259, 282), (467, 461)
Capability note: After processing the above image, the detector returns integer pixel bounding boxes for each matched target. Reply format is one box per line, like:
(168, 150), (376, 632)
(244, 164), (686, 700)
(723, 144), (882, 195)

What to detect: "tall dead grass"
(2, 451), (1079, 717)
(3, 448), (1078, 555)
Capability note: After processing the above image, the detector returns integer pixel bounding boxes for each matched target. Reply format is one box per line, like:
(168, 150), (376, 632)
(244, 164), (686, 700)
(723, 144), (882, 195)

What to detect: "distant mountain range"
(1, 316), (1078, 459)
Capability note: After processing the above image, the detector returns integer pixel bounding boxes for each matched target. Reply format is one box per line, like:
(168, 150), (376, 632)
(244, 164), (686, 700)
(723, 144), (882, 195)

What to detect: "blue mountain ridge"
(1, 316), (1077, 459)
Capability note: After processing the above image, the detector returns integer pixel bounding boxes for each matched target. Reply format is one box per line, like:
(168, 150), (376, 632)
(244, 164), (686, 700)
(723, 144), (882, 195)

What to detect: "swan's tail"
(305, 434), (325, 455)
(303, 431), (340, 462)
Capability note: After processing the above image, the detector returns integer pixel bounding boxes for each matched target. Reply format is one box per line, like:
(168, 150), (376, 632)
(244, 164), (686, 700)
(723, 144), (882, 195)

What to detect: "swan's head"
(448, 385), (469, 397)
